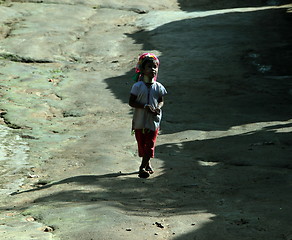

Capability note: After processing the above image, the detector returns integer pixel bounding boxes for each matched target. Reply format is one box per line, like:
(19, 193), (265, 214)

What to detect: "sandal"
(145, 166), (154, 174)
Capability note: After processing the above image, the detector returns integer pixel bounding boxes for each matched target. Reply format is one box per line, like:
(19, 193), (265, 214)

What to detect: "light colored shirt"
(131, 81), (167, 131)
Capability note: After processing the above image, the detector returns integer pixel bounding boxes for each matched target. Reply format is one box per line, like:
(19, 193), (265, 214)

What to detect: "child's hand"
(150, 106), (161, 115)
(145, 105), (160, 115)
(145, 105), (154, 112)
(153, 107), (161, 115)
(154, 107), (161, 115)
(145, 105), (156, 114)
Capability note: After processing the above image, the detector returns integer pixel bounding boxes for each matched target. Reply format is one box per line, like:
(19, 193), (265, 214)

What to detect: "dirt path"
(0, 1), (292, 240)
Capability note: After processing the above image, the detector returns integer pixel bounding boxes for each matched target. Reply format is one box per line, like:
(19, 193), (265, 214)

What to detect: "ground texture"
(0, 1), (292, 240)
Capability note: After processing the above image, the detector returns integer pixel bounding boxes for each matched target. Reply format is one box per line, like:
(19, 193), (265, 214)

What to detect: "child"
(129, 53), (167, 178)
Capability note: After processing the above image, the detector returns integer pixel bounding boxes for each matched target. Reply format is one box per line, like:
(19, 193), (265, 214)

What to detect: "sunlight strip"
(137, 4), (292, 31)
(160, 120), (292, 144)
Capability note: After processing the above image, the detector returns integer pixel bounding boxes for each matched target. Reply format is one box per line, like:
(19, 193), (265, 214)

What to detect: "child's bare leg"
(139, 157), (154, 174)
(145, 161), (154, 174)
(138, 155), (151, 178)
(140, 155), (150, 170)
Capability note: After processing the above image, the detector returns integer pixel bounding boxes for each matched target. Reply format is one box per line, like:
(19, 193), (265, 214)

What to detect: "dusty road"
(0, 1), (292, 239)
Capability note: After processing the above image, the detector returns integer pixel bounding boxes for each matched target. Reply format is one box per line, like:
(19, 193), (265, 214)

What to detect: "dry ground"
(0, 1), (292, 240)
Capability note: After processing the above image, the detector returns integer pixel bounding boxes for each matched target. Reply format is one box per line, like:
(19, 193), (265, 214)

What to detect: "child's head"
(141, 58), (159, 80)
(141, 56), (159, 70)
(133, 53), (160, 82)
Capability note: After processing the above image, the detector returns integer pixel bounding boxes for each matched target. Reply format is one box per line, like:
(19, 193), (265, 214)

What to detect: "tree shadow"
(177, 0), (292, 11)
(105, 7), (292, 134)
(157, 130), (292, 239)
(7, 127), (292, 239)
(8, 5), (292, 240)
(103, 6), (291, 239)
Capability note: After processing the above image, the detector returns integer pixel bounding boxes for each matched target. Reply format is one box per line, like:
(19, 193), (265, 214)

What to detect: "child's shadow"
(10, 171), (138, 196)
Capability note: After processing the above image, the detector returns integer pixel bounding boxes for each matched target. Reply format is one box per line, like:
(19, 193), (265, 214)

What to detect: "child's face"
(143, 61), (159, 79)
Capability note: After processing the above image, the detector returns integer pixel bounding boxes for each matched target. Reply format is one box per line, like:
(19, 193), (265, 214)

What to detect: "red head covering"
(132, 53), (160, 82)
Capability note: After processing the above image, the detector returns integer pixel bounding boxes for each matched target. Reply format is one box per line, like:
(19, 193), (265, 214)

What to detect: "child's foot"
(138, 168), (150, 178)
(145, 166), (154, 174)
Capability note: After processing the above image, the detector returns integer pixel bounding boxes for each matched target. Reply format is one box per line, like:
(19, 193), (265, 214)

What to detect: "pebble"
(40, 226), (54, 232)
(155, 222), (164, 228)
(25, 216), (36, 222)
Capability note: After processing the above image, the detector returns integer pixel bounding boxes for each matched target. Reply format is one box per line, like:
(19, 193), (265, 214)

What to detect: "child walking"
(129, 53), (167, 178)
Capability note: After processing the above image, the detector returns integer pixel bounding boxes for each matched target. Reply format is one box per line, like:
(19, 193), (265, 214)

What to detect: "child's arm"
(129, 94), (145, 109)
(157, 96), (164, 109)
(129, 94), (158, 113)
(155, 96), (164, 115)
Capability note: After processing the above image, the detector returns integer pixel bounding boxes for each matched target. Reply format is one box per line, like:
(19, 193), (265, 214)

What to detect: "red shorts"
(135, 129), (159, 158)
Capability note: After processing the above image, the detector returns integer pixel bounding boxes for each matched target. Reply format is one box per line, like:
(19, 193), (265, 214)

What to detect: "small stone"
(27, 173), (39, 178)
(41, 226), (54, 232)
(155, 222), (164, 228)
(21, 135), (38, 140)
(25, 216), (36, 222)
(126, 228), (132, 231)
(133, 8), (148, 14)
(5, 212), (17, 217)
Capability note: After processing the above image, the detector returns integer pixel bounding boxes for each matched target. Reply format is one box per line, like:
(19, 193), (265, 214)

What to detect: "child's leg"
(140, 155), (151, 170)
(135, 130), (149, 175)
(134, 129), (145, 157)
(144, 129), (158, 157)
(143, 129), (159, 173)
(135, 129), (158, 175)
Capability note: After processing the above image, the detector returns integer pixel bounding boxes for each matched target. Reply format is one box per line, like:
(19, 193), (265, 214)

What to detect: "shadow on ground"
(105, 7), (292, 133)
(8, 128), (292, 239)
(107, 6), (292, 239)
(177, 0), (292, 11)
(8, 5), (292, 240)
